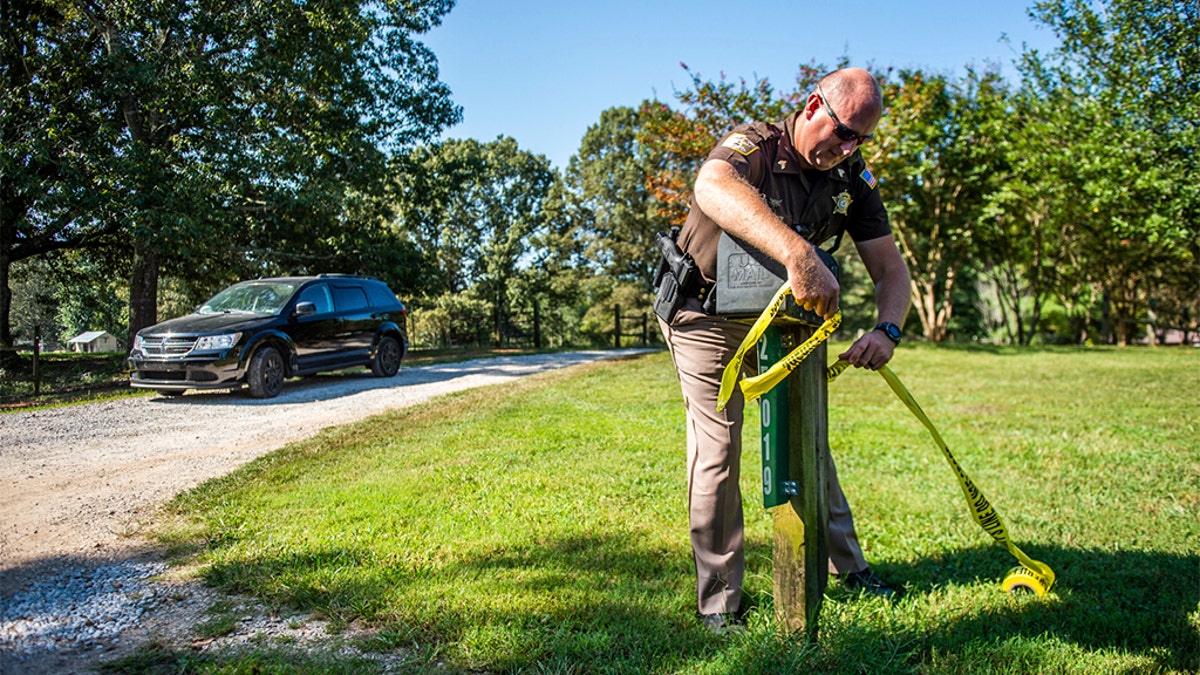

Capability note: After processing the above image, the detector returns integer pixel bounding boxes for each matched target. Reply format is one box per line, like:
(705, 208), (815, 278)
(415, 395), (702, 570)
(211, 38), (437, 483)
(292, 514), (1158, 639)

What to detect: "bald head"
(818, 68), (883, 118)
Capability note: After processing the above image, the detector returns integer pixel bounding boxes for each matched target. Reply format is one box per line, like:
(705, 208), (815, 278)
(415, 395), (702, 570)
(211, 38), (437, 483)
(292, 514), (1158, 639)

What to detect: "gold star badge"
(833, 191), (852, 215)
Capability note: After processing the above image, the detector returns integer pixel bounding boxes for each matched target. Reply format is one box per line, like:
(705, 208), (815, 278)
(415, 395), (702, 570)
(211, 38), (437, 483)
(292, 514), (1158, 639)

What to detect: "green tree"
(50, 247), (129, 347)
(391, 142), (477, 297)
(8, 257), (60, 350)
(565, 106), (670, 290)
(2, 0), (461, 350)
(517, 179), (595, 348)
(871, 70), (1001, 342)
(974, 78), (1087, 345)
(393, 137), (555, 346)
(1023, 0), (1199, 344)
(1, 1), (126, 358)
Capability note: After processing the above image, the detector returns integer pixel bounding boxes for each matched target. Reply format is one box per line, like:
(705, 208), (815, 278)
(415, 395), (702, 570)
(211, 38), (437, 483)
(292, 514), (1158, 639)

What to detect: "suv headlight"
(132, 334), (145, 351)
(194, 333), (242, 351)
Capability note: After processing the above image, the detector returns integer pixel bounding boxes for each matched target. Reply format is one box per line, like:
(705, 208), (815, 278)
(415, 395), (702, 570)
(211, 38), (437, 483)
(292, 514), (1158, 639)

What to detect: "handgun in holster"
(653, 228), (703, 324)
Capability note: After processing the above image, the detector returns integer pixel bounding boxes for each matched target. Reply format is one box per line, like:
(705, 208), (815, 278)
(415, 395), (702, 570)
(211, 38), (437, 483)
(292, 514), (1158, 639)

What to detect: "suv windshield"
(198, 281), (302, 316)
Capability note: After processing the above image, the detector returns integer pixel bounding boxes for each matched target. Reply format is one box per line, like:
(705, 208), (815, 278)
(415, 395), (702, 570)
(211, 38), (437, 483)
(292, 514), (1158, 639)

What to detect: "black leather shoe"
(842, 567), (899, 600)
(701, 612), (746, 635)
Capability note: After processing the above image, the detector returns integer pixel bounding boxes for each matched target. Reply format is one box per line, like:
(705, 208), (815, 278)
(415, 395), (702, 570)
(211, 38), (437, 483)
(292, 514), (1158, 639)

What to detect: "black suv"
(128, 275), (407, 398)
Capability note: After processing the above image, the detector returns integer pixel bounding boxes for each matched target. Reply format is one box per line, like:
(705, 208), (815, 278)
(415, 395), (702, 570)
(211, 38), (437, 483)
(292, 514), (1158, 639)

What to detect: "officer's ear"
(803, 92), (822, 120)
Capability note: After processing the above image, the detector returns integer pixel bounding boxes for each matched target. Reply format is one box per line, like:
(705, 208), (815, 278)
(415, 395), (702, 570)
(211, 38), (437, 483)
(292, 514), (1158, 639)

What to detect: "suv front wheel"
(371, 335), (402, 377)
(247, 345), (285, 398)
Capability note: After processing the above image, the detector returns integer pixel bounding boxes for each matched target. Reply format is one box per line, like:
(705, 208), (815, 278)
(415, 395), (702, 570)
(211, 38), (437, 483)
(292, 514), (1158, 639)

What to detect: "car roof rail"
(317, 273), (376, 280)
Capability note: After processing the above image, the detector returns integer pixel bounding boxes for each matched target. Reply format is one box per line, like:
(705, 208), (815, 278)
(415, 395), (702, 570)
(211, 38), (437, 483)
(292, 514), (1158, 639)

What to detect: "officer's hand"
(787, 256), (840, 319)
(839, 330), (895, 371)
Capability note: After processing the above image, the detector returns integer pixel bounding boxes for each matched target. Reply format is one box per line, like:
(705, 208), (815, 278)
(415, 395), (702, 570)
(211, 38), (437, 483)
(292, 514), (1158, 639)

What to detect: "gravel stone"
(0, 350), (648, 674)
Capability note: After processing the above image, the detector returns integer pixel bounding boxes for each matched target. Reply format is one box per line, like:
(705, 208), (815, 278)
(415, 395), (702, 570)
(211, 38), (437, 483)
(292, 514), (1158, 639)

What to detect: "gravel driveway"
(0, 349), (650, 673)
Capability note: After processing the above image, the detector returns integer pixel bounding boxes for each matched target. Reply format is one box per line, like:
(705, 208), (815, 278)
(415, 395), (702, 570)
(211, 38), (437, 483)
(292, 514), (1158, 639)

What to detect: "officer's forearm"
(874, 267), (911, 328)
(855, 235), (912, 327)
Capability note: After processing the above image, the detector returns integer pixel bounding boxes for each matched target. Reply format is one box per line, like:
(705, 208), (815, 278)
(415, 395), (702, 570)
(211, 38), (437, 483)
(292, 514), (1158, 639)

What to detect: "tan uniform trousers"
(659, 300), (867, 616)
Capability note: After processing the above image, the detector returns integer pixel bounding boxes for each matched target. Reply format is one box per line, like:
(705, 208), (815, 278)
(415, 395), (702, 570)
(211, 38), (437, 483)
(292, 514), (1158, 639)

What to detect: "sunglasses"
(815, 84), (873, 146)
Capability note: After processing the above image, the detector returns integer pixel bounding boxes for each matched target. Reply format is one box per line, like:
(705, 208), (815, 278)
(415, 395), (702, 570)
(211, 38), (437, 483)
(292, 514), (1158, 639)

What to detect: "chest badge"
(833, 191), (852, 215)
(777, 160), (787, 170)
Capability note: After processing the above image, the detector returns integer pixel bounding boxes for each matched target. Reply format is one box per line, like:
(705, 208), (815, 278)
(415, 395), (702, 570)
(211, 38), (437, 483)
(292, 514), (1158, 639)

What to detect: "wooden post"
(760, 323), (829, 639)
(613, 305), (621, 348)
(32, 326), (42, 396)
(533, 300), (542, 349)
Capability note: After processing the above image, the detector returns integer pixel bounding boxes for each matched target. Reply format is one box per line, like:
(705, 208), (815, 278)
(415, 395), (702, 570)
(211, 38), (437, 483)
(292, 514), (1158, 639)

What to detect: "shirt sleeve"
(845, 166), (891, 242)
(705, 126), (770, 187)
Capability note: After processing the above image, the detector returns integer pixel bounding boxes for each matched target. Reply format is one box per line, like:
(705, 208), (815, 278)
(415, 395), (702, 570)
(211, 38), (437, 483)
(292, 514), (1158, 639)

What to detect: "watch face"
(885, 324), (901, 340)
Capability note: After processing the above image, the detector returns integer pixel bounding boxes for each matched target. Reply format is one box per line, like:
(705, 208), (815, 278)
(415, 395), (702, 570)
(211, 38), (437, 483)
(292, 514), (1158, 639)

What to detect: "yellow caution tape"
(717, 282), (791, 411)
(829, 360), (1056, 597)
(717, 280), (1056, 596)
(741, 313), (840, 404)
(716, 281), (841, 411)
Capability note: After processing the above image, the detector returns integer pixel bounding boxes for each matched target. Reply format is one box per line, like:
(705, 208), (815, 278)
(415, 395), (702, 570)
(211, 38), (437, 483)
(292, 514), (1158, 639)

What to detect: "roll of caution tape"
(718, 281), (1056, 597)
(1001, 566), (1050, 596)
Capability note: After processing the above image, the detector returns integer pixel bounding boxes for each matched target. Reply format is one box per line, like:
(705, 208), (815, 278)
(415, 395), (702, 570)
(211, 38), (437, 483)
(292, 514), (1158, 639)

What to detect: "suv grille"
(139, 370), (188, 381)
(143, 336), (196, 357)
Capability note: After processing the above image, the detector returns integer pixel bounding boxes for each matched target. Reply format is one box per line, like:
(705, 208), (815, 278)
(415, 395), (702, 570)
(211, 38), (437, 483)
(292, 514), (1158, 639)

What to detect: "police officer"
(657, 67), (912, 633)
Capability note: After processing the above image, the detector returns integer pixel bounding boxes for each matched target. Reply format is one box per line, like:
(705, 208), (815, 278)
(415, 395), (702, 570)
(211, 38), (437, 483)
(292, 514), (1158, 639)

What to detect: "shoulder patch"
(722, 133), (759, 156)
(860, 167), (878, 189)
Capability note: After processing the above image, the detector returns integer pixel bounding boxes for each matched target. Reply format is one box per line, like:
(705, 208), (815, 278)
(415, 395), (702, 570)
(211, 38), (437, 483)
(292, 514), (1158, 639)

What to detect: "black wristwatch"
(875, 322), (902, 345)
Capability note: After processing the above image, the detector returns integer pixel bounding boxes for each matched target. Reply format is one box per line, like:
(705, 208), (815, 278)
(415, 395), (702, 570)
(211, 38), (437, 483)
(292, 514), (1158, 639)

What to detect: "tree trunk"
(1101, 288), (1112, 345)
(493, 288), (502, 348)
(0, 242), (12, 350)
(0, 246), (21, 370)
(128, 240), (160, 346)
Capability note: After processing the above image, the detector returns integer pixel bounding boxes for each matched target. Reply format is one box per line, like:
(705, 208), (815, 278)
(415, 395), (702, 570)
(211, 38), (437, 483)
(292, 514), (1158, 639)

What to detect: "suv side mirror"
(294, 301), (317, 317)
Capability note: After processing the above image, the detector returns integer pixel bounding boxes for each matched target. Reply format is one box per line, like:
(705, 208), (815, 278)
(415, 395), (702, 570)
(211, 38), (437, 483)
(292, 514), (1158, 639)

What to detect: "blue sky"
(422, 1), (1061, 169)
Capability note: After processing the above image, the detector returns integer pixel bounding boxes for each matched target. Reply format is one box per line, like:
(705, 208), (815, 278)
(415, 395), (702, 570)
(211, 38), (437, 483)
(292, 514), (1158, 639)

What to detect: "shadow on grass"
(187, 534), (1200, 673)
(860, 543), (1200, 672)
(200, 533), (717, 672)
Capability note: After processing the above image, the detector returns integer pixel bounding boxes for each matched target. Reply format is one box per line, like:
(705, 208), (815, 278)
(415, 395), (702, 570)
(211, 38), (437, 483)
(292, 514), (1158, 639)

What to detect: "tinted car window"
(332, 285), (368, 312)
(365, 282), (400, 308)
(296, 283), (334, 314)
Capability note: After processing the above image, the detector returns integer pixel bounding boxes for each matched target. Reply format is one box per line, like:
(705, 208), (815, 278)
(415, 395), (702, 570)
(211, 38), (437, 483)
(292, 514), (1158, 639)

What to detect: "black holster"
(652, 229), (702, 324)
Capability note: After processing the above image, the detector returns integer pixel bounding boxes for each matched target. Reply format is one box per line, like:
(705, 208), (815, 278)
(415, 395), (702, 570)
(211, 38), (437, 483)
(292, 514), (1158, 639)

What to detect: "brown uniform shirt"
(678, 112), (892, 285)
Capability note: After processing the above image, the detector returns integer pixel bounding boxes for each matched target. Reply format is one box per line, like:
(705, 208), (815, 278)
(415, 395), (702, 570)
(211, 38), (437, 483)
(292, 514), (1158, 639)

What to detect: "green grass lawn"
(142, 345), (1199, 674)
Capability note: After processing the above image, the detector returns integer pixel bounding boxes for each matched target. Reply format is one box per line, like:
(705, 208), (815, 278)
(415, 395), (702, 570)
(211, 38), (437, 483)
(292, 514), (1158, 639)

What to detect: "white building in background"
(66, 331), (121, 353)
